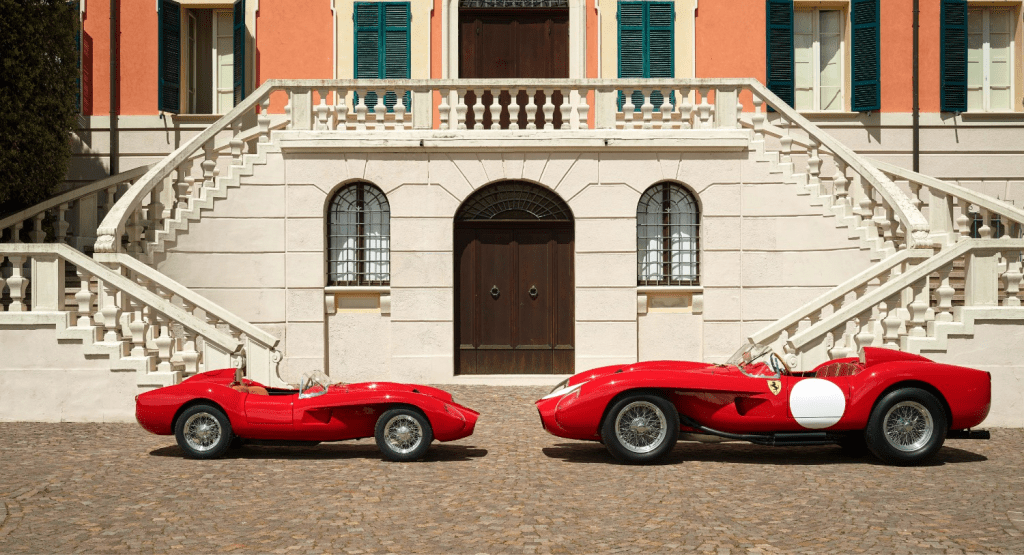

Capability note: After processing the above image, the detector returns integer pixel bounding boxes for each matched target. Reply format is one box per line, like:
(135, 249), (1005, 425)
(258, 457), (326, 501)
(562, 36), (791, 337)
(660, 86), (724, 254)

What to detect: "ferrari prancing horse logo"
(767, 380), (782, 396)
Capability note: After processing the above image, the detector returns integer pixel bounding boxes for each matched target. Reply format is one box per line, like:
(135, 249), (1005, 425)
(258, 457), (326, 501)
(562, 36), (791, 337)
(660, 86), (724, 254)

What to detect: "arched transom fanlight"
(456, 181), (572, 221)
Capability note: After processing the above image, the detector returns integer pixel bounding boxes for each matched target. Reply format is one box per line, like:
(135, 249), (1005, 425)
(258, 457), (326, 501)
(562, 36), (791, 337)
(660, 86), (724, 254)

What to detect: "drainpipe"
(912, 0), (919, 173)
(109, 0), (119, 175)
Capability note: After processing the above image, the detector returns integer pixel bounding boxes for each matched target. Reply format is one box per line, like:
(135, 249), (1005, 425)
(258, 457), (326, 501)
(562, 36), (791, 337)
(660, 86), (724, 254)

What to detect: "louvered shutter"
(158, 0), (182, 113)
(382, 2), (411, 111)
(354, 2), (410, 113)
(765, 0), (794, 107)
(232, 0), (246, 106)
(941, 0), (968, 112)
(647, 2), (674, 109)
(850, 0), (880, 111)
(618, 2), (674, 111)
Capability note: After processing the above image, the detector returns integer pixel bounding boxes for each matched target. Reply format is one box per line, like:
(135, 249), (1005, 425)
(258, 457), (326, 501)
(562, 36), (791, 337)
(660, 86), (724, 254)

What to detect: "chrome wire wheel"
(614, 401), (668, 454)
(183, 412), (222, 453)
(882, 400), (934, 452)
(383, 414), (423, 454)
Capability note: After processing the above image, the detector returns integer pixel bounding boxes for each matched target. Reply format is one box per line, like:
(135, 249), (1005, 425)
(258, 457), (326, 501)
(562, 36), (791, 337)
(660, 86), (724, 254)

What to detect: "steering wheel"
(768, 352), (791, 376)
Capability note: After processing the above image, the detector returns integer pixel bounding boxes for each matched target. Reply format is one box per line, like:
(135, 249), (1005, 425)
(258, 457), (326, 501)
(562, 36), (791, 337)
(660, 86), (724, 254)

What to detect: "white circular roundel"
(789, 378), (846, 429)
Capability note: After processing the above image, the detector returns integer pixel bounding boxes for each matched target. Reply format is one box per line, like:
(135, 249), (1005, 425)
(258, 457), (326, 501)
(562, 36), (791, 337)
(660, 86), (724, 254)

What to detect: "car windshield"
(299, 371), (332, 399)
(726, 342), (774, 368)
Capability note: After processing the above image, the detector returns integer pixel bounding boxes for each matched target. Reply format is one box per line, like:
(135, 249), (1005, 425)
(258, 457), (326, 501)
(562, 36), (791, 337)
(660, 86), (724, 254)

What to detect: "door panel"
(455, 223), (573, 375)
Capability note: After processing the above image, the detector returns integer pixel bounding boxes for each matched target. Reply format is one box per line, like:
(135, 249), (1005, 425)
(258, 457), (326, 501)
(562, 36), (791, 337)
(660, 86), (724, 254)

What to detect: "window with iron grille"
(637, 182), (699, 286)
(328, 182), (390, 286)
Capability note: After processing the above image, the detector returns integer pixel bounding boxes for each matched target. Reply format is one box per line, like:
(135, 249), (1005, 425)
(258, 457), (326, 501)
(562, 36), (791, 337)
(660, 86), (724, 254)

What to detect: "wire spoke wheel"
(882, 401), (934, 452)
(614, 401), (668, 454)
(183, 412), (222, 453)
(383, 414), (424, 454)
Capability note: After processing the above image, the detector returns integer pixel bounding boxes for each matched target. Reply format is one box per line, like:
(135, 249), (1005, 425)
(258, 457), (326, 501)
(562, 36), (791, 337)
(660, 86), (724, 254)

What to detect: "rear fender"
(845, 362), (989, 429)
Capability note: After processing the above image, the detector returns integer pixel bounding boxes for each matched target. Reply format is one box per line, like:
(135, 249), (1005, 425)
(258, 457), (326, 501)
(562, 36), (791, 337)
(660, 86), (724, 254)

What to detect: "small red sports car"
(136, 368), (479, 461)
(536, 345), (991, 465)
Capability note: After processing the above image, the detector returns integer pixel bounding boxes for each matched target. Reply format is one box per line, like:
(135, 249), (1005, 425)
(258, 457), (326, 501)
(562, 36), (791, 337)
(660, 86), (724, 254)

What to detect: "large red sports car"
(136, 368), (479, 461)
(536, 345), (991, 465)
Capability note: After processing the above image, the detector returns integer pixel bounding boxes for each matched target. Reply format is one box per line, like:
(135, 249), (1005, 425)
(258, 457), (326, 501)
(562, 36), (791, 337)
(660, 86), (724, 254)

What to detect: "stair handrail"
(95, 251), (280, 349)
(748, 248), (930, 346)
(1, 165), (151, 237)
(1, 242), (241, 354)
(742, 85), (931, 248)
(787, 238), (1024, 351)
(871, 159), (1024, 240)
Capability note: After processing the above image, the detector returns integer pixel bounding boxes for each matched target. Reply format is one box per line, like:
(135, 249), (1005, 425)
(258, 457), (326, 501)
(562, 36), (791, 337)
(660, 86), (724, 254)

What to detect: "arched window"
(328, 182), (390, 286)
(637, 182), (699, 286)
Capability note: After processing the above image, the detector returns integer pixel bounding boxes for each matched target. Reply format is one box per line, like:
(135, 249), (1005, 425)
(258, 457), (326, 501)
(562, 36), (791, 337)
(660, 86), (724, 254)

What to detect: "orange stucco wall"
(120, 1), (159, 115)
(257, 0), (334, 112)
(695, 0), (766, 83)
(81, 1), (110, 116)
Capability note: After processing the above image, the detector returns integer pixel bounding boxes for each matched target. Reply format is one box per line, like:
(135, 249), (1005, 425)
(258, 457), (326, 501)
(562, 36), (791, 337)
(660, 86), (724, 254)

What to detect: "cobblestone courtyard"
(1, 385), (1022, 554)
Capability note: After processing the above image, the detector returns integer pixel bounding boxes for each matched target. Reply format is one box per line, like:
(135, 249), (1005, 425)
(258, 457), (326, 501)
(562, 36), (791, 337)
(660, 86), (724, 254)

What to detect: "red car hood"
(566, 360), (724, 386)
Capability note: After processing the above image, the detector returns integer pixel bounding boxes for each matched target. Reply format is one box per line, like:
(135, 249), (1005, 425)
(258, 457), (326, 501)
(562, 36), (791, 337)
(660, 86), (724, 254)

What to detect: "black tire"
(174, 404), (233, 459)
(229, 436), (246, 450)
(375, 408), (434, 462)
(865, 388), (947, 466)
(601, 393), (679, 464)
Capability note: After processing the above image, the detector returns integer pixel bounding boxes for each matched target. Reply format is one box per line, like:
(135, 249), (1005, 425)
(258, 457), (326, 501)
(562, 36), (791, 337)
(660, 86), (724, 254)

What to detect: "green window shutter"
(765, 0), (794, 107)
(233, 0), (246, 106)
(354, 2), (409, 113)
(851, 0), (880, 111)
(618, 1), (674, 111)
(941, 0), (968, 112)
(158, 0), (181, 114)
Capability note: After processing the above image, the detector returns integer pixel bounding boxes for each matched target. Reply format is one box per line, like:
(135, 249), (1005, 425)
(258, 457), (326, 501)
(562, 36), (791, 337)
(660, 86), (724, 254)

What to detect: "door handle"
(490, 285), (500, 299)
(529, 285), (538, 299)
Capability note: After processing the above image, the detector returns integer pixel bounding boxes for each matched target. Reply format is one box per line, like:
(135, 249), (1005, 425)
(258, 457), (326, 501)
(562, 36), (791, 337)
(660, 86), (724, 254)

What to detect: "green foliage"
(0, 0), (80, 214)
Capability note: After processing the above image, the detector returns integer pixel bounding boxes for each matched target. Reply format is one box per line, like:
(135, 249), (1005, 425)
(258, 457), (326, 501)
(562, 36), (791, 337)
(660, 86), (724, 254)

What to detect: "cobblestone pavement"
(1, 386), (1023, 554)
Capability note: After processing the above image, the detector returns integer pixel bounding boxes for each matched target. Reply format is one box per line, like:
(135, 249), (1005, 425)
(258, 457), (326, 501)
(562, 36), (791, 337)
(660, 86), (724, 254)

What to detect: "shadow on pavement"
(542, 442), (987, 466)
(148, 443), (488, 462)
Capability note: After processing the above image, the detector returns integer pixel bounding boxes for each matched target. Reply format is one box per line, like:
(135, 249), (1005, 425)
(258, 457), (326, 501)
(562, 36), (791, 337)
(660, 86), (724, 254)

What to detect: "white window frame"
(968, 6), (1016, 112)
(180, 7), (235, 115)
(794, 7), (846, 112)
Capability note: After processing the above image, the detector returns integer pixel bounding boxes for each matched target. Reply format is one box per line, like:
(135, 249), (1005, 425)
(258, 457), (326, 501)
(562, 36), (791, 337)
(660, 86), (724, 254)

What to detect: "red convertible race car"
(536, 345), (991, 465)
(136, 368), (479, 461)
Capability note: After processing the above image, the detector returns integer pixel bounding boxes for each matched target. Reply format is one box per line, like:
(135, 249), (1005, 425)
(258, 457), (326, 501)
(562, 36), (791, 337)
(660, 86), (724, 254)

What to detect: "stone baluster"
(622, 91), (635, 129)
(934, 264), (955, 321)
(805, 139), (822, 191)
(471, 89), (485, 130)
(101, 185), (119, 223)
(559, 92), (571, 130)
(29, 213), (47, 243)
(880, 299), (903, 349)
(778, 131), (793, 173)
(126, 210), (144, 257)
(201, 139), (217, 192)
(177, 159), (194, 212)
(335, 89), (349, 130)
(55, 203), (72, 244)
(9, 221), (23, 243)
(640, 88), (654, 129)
(855, 305), (879, 351)
(74, 267), (94, 327)
(394, 91), (407, 130)
(679, 88), (693, 129)
(508, 88), (521, 130)
(575, 88), (590, 130)
(907, 281), (928, 337)
(855, 176), (874, 223)
(542, 89), (555, 130)
(456, 89), (469, 130)
(438, 88), (451, 130)
(750, 95), (765, 149)
(1003, 256), (1023, 307)
(525, 89), (537, 130)
(658, 90), (672, 130)
(147, 179), (165, 242)
(315, 89), (330, 130)
(153, 312), (174, 373)
(127, 300), (148, 357)
(956, 199), (972, 240)
(697, 88), (712, 129)
(6, 256), (27, 311)
(99, 280), (120, 343)
(487, 90), (501, 130)
(355, 90), (368, 131)
(229, 120), (244, 167)
(179, 300), (201, 374)
(909, 182), (923, 212)
(258, 96), (272, 142)
(373, 91), (386, 130)
(833, 163), (851, 213)
(977, 208), (992, 239)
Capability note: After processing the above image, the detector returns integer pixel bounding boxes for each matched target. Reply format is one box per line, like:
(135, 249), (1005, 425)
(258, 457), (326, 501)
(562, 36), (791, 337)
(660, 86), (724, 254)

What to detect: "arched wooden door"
(454, 182), (574, 375)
